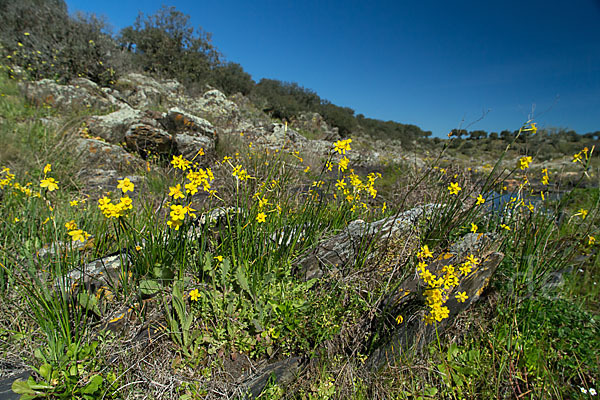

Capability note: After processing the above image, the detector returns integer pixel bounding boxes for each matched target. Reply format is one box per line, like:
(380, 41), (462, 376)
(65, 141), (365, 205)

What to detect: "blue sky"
(65, 0), (600, 137)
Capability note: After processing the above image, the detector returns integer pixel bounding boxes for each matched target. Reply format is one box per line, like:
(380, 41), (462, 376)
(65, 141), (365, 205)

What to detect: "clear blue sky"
(65, 0), (600, 137)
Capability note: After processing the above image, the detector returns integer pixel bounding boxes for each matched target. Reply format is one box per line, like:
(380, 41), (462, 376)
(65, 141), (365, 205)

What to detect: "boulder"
(19, 79), (116, 112)
(163, 107), (216, 161)
(177, 88), (241, 131)
(255, 123), (308, 151)
(125, 124), (176, 158)
(295, 204), (439, 280)
(73, 138), (144, 194)
(75, 138), (143, 172)
(85, 106), (144, 144)
(114, 73), (183, 109)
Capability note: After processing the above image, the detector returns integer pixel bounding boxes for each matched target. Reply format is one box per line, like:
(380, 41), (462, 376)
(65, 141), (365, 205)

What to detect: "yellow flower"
(466, 254), (480, 265)
(335, 179), (346, 191)
(171, 155), (190, 170)
(418, 245), (434, 259)
(447, 182), (461, 195)
(169, 184), (185, 199)
(118, 196), (132, 210)
(527, 123), (537, 134)
(338, 156), (350, 172)
(476, 194), (485, 205)
(459, 262), (472, 276)
(215, 255), (223, 262)
(117, 177), (134, 193)
(500, 223), (511, 231)
(167, 218), (183, 230)
(40, 177), (59, 191)
(395, 315), (403, 324)
(170, 204), (187, 220)
(304, 166), (310, 173)
(68, 229), (90, 243)
(455, 291), (468, 303)
(256, 212), (266, 223)
(518, 156), (532, 170)
(43, 163), (51, 175)
(98, 196), (111, 210)
(189, 289), (200, 301)
(333, 139), (352, 155)
(470, 223), (478, 233)
(184, 204), (197, 219)
(258, 196), (269, 209)
(588, 235), (596, 246)
(65, 220), (77, 230)
(577, 208), (588, 220)
(70, 200), (79, 207)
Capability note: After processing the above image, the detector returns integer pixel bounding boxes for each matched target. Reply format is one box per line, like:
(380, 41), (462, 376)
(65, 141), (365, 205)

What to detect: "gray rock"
(86, 106), (144, 144)
(163, 108), (217, 161)
(74, 138), (143, 174)
(296, 204), (440, 280)
(19, 79), (115, 112)
(60, 254), (126, 293)
(114, 73), (182, 109)
(237, 357), (302, 399)
(177, 88), (241, 130)
(125, 124), (176, 158)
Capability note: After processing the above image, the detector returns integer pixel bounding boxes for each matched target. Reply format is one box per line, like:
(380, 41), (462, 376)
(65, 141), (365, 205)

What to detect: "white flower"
(581, 387), (588, 394)
(590, 388), (597, 396)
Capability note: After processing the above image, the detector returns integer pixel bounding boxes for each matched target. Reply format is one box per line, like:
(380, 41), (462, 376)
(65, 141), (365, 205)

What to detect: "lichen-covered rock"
(85, 106), (144, 144)
(125, 124), (176, 158)
(292, 112), (341, 141)
(177, 88), (241, 131)
(163, 107), (217, 161)
(73, 138), (144, 193)
(295, 204), (440, 280)
(19, 79), (116, 112)
(75, 138), (142, 171)
(114, 73), (183, 109)
(254, 123), (308, 151)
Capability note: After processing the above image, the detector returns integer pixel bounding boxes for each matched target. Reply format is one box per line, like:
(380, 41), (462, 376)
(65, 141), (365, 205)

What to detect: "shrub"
(0, 0), (121, 85)
(118, 6), (220, 86)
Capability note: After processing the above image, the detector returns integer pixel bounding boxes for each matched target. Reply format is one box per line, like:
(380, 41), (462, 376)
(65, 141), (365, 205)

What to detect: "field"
(0, 70), (599, 399)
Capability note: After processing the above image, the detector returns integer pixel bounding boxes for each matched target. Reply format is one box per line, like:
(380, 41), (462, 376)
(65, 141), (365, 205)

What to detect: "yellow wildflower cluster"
(167, 203), (197, 230)
(171, 155), (191, 170)
(0, 167), (15, 189)
(416, 246), (473, 325)
(185, 167), (214, 195)
(231, 165), (250, 182)
(98, 178), (134, 218)
(335, 171), (380, 211)
(1, 168), (38, 198)
(333, 139), (352, 155)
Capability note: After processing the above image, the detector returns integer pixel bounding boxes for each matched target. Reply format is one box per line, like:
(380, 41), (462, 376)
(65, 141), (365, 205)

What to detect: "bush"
(118, 6), (220, 86)
(210, 62), (255, 96)
(0, 0), (121, 85)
